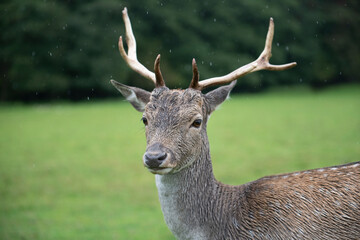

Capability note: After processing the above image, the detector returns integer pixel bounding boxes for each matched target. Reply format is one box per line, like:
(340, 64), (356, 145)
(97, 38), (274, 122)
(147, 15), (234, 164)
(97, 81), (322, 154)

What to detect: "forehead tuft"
(147, 88), (203, 111)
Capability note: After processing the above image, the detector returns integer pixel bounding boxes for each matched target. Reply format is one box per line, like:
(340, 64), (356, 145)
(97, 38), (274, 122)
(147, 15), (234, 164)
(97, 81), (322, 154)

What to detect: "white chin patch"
(148, 167), (173, 175)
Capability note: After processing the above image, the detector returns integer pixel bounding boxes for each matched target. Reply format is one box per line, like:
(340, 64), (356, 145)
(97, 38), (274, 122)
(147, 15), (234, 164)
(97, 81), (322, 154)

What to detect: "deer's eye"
(191, 119), (202, 128)
(141, 117), (148, 126)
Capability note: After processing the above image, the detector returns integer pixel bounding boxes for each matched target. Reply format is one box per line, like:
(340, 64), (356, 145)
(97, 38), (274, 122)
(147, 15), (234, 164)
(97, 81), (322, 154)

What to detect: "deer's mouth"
(147, 167), (173, 175)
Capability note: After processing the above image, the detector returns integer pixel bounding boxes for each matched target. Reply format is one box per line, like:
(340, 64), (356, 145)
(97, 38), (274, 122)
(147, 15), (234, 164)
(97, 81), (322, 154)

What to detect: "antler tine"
(154, 54), (165, 87)
(194, 18), (297, 90)
(256, 18), (297, 71)
(118, 7), (157, 85)
(189, 58), (200, 89)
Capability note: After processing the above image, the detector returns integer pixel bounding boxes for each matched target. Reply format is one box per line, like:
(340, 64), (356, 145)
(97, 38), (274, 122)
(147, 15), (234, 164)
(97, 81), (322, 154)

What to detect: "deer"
(111, 8), (360, 240)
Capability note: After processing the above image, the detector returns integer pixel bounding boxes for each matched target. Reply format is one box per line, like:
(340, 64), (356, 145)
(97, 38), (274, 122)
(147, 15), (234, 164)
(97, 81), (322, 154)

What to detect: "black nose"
(144, 151), (168, 168)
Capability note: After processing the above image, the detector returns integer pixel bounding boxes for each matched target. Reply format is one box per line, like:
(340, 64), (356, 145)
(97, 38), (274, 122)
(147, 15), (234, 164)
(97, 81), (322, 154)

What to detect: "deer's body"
(157, 158), (360, 239)
(150, 89), (360, 240)
(111, 8), (360, 240)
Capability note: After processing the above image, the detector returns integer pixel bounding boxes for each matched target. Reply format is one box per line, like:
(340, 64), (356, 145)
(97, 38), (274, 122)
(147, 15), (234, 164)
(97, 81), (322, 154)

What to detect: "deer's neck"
(155, 134), (237, 239)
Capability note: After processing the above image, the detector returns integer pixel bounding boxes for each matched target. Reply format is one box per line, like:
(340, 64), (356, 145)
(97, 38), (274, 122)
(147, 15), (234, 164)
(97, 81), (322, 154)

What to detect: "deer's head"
(111, 8), (296, 175)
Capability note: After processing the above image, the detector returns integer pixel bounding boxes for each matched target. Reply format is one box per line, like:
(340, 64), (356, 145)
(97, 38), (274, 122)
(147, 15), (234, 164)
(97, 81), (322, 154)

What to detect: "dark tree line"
(1, 0), (359, 102)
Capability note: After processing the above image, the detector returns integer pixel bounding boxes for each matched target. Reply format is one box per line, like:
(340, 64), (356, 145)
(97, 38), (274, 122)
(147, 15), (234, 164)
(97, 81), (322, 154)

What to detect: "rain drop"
(214, 18), (217, 22)
(276, 42), (280, 47)
(209, 62), (213, 66)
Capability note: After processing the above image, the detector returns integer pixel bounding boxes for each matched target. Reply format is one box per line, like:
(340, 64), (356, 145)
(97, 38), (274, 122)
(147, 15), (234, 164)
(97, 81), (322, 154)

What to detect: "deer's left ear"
(204, 80), (237, 114)
(111, 80), (151, 112)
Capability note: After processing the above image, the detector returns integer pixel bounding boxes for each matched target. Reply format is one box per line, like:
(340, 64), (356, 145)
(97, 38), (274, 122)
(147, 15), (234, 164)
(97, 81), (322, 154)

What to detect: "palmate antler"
(118, 8), (296, 90)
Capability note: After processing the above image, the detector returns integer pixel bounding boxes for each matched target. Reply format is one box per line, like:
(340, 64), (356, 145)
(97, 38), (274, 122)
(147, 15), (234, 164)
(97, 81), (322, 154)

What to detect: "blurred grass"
(0, 85), (359, 240)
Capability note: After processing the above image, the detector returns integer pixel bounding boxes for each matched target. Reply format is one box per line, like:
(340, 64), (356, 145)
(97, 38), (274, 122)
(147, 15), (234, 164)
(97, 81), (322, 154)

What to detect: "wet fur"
(116, 84), (360, 239)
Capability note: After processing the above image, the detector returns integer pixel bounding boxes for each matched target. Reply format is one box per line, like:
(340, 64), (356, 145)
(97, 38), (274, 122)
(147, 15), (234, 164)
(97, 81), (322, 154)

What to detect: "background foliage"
(1, 0), (359, 101)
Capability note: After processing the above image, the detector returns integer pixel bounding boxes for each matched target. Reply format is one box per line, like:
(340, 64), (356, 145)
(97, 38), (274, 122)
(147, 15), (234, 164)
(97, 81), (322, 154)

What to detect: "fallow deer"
(111, 8), (360, 240)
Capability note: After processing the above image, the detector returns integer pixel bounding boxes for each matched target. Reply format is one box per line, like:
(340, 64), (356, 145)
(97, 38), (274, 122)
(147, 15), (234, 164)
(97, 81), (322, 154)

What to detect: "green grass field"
(0, 85), (359, 240)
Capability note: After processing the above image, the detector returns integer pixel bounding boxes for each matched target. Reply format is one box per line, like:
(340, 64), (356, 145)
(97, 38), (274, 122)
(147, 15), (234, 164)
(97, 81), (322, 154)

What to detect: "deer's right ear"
(111, 80), (151, 112)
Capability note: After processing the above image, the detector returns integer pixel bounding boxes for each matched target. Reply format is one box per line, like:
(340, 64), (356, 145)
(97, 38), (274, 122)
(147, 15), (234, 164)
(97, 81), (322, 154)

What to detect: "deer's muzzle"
(143, 143), (173, 174)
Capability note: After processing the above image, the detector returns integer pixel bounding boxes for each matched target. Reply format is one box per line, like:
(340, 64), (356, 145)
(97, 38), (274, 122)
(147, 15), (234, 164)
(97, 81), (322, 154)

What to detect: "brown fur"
(112, 8), (357, 238)
(231, 163), (360, 239)
(113, 83), (360, 240)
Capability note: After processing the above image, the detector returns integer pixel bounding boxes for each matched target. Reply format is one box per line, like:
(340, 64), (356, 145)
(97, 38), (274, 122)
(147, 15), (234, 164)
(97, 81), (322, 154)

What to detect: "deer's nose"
(144, 151), (168, 168)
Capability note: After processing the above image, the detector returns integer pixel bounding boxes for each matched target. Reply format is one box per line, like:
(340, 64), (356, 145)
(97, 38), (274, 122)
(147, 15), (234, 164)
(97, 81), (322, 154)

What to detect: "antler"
(189, 18), (297, 90)
(118, 7), (164, 87)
